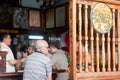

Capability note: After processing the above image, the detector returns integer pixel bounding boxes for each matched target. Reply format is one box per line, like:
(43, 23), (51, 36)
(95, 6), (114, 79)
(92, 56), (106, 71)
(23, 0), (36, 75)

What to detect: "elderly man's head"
(35, 40), (49, 55)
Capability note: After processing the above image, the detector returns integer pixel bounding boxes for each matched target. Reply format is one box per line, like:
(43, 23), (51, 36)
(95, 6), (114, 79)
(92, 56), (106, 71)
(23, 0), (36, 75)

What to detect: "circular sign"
(91, 3), (112, 34)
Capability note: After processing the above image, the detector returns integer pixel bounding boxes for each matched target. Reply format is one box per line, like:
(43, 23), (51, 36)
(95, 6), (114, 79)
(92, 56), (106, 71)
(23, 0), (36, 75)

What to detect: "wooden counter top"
(0, 72), (23, 76)
(0, 70), (65, 80)
(0, 72), (23, 80)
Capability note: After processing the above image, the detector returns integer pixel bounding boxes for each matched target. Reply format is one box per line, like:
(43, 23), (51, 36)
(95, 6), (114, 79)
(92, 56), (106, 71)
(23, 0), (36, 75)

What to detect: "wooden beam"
(69, 0), (77, 80)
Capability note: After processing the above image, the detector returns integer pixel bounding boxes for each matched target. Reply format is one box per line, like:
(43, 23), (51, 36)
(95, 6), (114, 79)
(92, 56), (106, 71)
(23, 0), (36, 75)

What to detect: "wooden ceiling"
(0, 0), (69, 9)
(0, 0), (19, 6)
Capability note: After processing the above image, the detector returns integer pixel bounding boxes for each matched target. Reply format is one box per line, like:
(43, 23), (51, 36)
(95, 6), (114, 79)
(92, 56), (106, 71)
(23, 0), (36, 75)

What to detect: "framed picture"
(13, 8), (26, 29)
(29, 10), (40, 27)
(56, 6), (65, 27)
(46, 9), (54, 29)
(0, 5), (15, 27)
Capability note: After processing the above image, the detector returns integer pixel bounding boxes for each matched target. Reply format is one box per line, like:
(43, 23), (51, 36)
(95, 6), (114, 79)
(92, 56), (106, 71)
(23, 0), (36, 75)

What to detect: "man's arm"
(47, 73), (52, 80)
(8, 58), (25, 65)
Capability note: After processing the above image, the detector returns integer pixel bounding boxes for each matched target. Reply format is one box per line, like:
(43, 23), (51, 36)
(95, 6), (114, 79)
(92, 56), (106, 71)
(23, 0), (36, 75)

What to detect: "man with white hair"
(23, 40), (52, 80)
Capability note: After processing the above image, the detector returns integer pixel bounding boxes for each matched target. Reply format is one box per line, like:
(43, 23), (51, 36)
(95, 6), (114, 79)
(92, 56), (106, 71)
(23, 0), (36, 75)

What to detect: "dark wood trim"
(0, 72), (23, 80)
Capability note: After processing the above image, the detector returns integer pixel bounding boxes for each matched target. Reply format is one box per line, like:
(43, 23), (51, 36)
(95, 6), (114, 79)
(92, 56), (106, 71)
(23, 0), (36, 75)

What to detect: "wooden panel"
(0, 72), (23, 80)
(0, 51), (7, 72)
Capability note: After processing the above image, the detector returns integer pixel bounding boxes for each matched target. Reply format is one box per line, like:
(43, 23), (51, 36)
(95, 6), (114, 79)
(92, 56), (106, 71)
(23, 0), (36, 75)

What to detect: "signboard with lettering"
(91, 2), (112, 34)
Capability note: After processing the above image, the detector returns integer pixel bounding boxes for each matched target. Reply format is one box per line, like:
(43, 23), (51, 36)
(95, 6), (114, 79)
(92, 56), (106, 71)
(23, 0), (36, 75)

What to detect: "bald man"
(23, 40), (52, 80)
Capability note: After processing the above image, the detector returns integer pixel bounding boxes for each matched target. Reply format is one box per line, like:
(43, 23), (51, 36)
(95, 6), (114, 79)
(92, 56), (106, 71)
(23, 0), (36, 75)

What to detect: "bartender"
(0, 33), (25, 72)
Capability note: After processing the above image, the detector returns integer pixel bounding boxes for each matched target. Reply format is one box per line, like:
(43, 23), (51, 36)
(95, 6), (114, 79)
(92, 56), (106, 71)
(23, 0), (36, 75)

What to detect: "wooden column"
(69, 0), (77, 80)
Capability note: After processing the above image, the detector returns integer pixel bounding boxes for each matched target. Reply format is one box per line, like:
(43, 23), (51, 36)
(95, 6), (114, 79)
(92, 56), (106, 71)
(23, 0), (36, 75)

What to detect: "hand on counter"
(52, 66), (69, 73)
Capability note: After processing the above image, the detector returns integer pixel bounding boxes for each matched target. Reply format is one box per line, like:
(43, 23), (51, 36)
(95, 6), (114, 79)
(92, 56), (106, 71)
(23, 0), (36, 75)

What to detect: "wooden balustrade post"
(96, 33), (100, 72)
(78, 4), (83, 72)
(84, 4), (89, 72)
(102, 34), (105, 72)
(117, 10), (120, 71)
(107, 32), (111, 71)
(112, 8), (116, 71)
(90, 5), (94, 72)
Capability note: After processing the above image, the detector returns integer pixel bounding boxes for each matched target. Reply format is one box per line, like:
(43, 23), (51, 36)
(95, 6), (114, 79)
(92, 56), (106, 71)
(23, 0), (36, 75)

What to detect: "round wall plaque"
(91, 2), (112, 34)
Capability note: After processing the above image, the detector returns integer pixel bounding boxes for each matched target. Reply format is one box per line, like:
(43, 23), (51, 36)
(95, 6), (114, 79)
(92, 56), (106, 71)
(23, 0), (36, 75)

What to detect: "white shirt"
(0, 42), (15, 72)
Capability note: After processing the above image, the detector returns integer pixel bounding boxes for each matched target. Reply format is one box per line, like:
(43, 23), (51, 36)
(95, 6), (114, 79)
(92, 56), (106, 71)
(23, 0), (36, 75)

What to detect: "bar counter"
(0, 72), (57, 80)
(0, 70), (66, 80)
(0, 72), (23, 80)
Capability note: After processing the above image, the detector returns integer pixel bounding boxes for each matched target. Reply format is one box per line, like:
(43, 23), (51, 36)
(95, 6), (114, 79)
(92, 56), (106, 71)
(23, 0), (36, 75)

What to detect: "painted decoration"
(13, 8), (26, 28)
(91, 2), (112, 34)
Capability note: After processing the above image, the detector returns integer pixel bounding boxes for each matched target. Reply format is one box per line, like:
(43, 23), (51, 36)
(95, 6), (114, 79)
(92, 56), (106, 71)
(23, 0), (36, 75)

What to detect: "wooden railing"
(69, 0), (120, 80)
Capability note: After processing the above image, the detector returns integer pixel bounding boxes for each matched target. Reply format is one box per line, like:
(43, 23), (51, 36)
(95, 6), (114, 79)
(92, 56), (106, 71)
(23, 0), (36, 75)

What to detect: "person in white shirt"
(0, 33), (25, 72)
